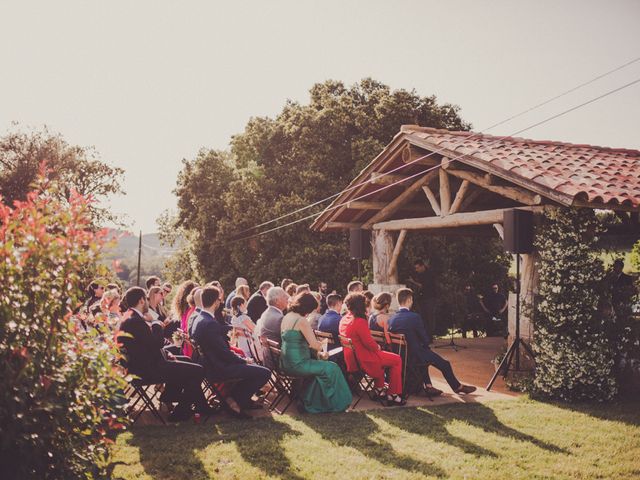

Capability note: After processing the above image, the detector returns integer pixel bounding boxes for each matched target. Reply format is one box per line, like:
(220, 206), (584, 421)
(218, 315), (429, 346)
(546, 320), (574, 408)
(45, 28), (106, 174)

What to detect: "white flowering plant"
(532, 207), (618, 401)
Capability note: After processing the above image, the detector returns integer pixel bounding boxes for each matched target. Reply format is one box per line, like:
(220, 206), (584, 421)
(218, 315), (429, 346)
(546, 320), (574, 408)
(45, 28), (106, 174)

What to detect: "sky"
(1, 0), (639, 233)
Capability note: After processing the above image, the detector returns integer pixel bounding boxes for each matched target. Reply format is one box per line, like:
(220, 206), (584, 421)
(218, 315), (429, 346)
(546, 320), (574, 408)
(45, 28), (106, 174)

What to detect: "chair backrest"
(370, 330), (386, 346)
(266, 339), (283, 371)
(339, 335), (364, 373)
(314, 330), (334, 345)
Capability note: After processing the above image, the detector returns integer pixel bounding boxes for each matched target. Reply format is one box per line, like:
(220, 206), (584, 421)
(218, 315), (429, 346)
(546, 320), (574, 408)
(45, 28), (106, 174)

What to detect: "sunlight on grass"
(112, 397), (640, 480)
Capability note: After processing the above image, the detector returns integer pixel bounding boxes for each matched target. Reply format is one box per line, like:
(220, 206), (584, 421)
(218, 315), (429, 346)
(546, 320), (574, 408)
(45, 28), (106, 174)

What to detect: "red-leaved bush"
(0, 174), (128, 479)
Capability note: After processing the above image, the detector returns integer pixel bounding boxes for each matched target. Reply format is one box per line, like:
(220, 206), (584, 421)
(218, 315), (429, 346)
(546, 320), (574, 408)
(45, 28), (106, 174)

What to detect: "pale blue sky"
(1, 0), (639, 232)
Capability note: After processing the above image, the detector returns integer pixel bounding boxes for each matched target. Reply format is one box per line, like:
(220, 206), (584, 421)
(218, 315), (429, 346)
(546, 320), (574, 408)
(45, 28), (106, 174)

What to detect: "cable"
(221, 76), (640, 246)
(231, 55), (640, 236)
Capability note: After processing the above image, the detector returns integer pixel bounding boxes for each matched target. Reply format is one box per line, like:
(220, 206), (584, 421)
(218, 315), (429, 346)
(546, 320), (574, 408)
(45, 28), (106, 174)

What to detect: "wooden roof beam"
(363, 170), (439, 229)
(345, 201), (428, 213)
(369, 172), (411, 185)
(447, 169), (542, 205)
(372, 206), (547, 231)
(402, 144), (440, 166)
(326, 222), (362, 229)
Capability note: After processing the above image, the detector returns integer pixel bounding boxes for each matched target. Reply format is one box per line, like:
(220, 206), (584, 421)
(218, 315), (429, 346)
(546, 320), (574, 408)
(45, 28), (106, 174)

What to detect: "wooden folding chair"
(338, 335), (382, 409)
(314, 330), (335, 346)
(266, 339), (310, 414)
(388, 332), (431, 400)
(125, 379), (166, 425)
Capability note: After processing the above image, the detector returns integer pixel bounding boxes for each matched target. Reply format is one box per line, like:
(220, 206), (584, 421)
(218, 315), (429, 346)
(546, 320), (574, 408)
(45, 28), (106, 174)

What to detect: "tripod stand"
(486, 252), (535, 391)
(434, 313), (467, 352)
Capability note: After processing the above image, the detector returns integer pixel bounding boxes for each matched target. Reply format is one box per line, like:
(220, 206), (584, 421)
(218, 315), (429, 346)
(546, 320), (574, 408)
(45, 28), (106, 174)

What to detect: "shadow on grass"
(299, 411), (447, 478)
(538, 397), (640, 427)
(371, 402), (567, 455)
(125, 416), (304, 480)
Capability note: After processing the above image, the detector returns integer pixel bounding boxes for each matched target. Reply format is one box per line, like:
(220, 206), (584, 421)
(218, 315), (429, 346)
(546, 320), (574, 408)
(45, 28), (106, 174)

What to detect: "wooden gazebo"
(311, 125), (640, 339)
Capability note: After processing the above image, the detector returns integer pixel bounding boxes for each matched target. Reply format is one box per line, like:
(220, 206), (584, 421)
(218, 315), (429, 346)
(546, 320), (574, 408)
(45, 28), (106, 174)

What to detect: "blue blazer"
(388, 308), (431, 365)
(318, 309), (341, 345)
(191, 310), (245, 377)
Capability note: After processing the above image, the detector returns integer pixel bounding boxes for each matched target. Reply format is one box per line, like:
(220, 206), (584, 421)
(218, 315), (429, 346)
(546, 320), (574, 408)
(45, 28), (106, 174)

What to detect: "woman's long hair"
(172, 280), (196, 319)
(345, 292), (367, 319)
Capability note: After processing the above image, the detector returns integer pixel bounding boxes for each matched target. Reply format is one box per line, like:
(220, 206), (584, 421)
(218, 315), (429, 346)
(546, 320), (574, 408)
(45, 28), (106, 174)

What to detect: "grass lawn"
(112, 396), (640, 480)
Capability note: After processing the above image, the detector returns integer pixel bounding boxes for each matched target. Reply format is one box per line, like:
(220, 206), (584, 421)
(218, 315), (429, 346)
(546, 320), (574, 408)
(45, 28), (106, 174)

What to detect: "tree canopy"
(164, 78), (496, 293)
(0, 126), (124, 227)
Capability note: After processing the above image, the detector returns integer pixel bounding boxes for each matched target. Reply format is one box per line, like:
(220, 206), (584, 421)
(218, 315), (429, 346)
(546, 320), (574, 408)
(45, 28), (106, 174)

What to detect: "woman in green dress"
(280, 292), (352, 413)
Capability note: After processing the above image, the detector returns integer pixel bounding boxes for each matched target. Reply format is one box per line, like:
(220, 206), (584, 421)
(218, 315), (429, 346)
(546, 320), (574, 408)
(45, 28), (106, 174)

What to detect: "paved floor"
(132, 337), (518, 424)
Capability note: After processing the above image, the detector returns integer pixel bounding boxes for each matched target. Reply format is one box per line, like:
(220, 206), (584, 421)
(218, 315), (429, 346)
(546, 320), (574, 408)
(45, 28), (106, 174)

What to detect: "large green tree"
(164, 79), (476, 291)
(0, 126), (124, 226)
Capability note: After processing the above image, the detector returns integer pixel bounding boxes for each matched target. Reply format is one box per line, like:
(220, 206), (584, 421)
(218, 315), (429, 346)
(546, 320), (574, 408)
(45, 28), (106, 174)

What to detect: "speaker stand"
(434, 314), (467, 352)
(486, 252), (535, 391)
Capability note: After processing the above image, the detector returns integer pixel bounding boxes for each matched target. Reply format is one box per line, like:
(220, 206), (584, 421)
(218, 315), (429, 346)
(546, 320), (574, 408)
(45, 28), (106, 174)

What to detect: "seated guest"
(340, 293), (405, 406)
(280, 278), (293, 290)
(388, 288), (476, 395)
(341, 281), (364, 314)
(191, 287), (271, 418)
(187, 288), (204, 337)
(318, 293), (343, 345)
(118, 287), (210, 421)
(256, 287), (289, 367)
(247, 281), (274, 322)
(230, 296), (256, 359)
(235, 284), (251, 302)
(295, 284), (311, 295)
(99, 288), (122, 331)
(285, 283), (298, 299)
(225, 277), (248, 309)
(307, 291), (323, 330)
(146, 275), (161, 290)
(280, 293), (352, 413)
(369, 292), (392, 344)
(147, 286), (167, 322)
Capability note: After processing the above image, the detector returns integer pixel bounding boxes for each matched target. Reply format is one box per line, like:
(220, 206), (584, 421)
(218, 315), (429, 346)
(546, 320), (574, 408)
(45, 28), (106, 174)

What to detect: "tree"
(0, 125), (124, 227)
(164, 79), (473, 292)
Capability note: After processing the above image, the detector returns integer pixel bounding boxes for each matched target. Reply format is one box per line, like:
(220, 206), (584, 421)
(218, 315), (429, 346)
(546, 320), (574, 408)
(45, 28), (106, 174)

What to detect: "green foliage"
(163, 79), (471, 291)
(0, 125), (124, 227)
(532, 207), (617, 401)
(631, 240), (640, 271)
(0, 176), (128, 479)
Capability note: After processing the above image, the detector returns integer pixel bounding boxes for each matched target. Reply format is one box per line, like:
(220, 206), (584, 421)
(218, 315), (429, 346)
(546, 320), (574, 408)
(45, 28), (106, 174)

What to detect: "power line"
(222, 75), (640, 246)
(231, 55), (640, 237)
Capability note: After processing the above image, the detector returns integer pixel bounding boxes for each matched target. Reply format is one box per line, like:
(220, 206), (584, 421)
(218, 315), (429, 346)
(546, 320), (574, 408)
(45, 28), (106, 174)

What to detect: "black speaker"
(349, 229), (371, 259)
(503, 209), (534, 253)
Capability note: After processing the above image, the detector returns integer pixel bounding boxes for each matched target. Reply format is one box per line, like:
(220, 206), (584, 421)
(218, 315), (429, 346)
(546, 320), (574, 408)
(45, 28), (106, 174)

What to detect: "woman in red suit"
(339, 292), (406, 406)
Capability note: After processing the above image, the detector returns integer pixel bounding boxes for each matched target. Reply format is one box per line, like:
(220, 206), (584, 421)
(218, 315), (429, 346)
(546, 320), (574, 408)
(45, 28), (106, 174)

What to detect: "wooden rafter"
(402, 144), (440, 166)
(439, 166), (451, 216)
(362, 170), (439, 228)
(449, 180), (471, 215)
(446, 169), (543, 205)
(345, 201), (428, 213)
(421, 185), (441, 216)
(369, 172), (411, 185)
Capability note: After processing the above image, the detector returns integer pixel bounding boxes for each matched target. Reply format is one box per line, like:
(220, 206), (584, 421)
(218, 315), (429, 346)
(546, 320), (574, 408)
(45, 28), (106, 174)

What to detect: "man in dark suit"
(318, 293), (343, 345)
(247, 281), (274, 322)
(118, 287), (210, 421)
(388, 288), (476, 396)
(192, 286), (271, 418)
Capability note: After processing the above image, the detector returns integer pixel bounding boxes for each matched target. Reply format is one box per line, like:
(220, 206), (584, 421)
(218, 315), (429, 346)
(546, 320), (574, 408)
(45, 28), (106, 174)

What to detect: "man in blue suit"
(192, 286), (271, 418)
(318, 293), (343, 345)
(388, 288), (476, 396)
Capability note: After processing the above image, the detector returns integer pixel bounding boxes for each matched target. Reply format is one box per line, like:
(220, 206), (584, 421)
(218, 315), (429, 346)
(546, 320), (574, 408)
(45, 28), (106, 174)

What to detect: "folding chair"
(338, 335), (383, 410)
(370, 330), (387, 348)
(314, 330), (335, 346)
(388, 332), (432, 400)
(266, 339), (310, 414)
(125, 379), (166, 425)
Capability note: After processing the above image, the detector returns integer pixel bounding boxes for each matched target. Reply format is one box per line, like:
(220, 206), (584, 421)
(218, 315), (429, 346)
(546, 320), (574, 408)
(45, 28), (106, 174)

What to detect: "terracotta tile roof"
(404, 126), (640, 208)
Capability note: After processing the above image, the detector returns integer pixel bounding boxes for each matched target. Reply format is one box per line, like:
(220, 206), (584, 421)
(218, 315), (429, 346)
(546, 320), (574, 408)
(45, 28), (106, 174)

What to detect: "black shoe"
(424, 386), (443, 397)
(168, 409), (192, 422)
(455, 385), (477, 394)
(385, 394), (407, 407)
(195, 405), (218, 416)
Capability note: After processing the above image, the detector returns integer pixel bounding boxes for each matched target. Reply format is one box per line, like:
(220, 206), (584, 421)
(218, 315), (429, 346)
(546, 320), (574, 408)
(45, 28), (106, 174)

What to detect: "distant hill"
(102, 229), (182, 285)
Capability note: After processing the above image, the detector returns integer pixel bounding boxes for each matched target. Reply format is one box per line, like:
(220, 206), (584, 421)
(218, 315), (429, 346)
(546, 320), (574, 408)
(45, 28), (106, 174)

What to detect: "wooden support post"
(449, 180), (471, 215)
(389, 229), (407, 278)
(439, 167), (451, 217)
(372, 229), (398, 284)
(421, 185), (441, 216)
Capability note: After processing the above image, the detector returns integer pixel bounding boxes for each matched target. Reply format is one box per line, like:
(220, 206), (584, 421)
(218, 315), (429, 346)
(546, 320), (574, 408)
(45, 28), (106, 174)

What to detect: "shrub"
(0, 176), (128, 479)
(532, 207), (617, 401)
